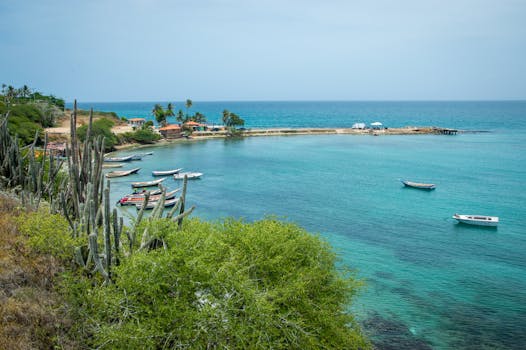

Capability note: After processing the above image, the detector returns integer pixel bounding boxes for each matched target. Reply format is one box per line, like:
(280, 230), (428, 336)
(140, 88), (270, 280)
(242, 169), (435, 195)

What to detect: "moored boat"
(131, 177), (167, 188)
(452, 214), (499, 227)
(401, 179), (436, 190)
(136, 197), (179, 210)
(152, 168), (183, 176)
(173, 172), (203, 180)
(105, 167), (140, 178)
(118, 189), (181, 205)
(104, 155), (133, 162)
(130, 154), (142, 160)
(102, 163), (125, 168)
(124, 188), (163, 197)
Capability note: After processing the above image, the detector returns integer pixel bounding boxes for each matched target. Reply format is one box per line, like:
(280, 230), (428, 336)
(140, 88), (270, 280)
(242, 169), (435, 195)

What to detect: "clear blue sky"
(1, 0), (525, 102)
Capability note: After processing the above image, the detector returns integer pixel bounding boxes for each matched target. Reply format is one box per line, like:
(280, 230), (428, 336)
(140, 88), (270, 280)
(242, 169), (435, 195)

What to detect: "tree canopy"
(222, 109), (245, 128)
(70, 218), (369, 349)
(77, 118), (118, 151)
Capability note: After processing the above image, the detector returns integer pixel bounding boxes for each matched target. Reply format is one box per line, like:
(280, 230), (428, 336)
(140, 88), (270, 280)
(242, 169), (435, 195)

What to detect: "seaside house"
(159, 124), (182, 139)
(184, 121), (207, 131)
(128, 118), (146, 128)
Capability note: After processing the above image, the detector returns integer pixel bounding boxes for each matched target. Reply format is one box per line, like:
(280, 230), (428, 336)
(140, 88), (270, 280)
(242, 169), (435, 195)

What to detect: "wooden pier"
(433, 127), (458, 135)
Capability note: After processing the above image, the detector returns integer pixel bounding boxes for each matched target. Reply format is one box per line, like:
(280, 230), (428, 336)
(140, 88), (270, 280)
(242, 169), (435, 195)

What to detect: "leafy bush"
(70, 218), (369, 349)
(0, 102), (43, 144)
(17, 210), (76, 262)
(119, 124), (160, 144)
(77, 118), (118, 151)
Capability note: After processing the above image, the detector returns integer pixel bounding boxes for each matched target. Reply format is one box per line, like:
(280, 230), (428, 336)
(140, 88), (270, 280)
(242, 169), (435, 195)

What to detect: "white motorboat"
(102, 163), (124, 169)
(401, 180), (436, 190)
(452, 214), (499, 227)
(105, 167), (140, 178)
(131, 177), (167, 188)
(104, 155), (133, 162)
(173, 172), (203, 180)
(152, 168), (183, 176)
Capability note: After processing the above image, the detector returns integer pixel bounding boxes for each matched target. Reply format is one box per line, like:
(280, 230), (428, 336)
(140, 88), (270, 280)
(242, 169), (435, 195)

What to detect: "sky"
(1, 0), (525, 102)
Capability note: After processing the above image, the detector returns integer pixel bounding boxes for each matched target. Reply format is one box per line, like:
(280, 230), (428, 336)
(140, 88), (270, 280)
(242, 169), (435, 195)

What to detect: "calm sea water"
(74, 101), (526, 349)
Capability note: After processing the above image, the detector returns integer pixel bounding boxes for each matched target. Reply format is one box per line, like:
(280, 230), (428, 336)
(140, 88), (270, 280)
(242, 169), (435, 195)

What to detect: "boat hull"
(105, 167), (140, 178)
(118, 189), (180, 205)
(104, 156), (133, 162)
(401, 180), (436, 190)
(452, 214), (499, 227)
(136, 198), (179, 210)
(152, 168), (183, 176)
(173, 172), (203, 180)
(131, 177), (166, 188)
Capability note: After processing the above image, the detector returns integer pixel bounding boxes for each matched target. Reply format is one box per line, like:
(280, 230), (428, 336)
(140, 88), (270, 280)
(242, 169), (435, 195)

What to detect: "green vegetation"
(17, 210), (78, 262)
(222, 109), (246, 136)
(1, 84), (66, 144)
(185, 98), (193, 118)
(152, 103), (174, 126)
(154, 100), (207, 128)
(0, 196), (78, 350)
(1, 83), (65, 110)
(63, 218), (369, 349)
(0, 101), (369, 349)
(77, 118), (118, 151)
(119, 122), (161, 144)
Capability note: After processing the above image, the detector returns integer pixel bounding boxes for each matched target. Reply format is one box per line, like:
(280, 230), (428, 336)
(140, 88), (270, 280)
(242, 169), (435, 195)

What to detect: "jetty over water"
(432, 127), (458, 135)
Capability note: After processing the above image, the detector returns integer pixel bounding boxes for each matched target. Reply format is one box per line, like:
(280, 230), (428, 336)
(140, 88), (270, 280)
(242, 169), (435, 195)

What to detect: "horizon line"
(66, 99), (526, 104)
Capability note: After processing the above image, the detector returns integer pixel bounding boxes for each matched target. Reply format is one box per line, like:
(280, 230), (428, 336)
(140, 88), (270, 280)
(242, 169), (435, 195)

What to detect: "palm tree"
(222, 109), (230, 126)
(166, 103), (175, 124)
(152, 103), (163, 115)
(21, 85), (31, 99)
(152, 104), (166, 126)
(176, 109), (184, 124)
(193, 112), (207, 124)
(185, 99), (193, 118)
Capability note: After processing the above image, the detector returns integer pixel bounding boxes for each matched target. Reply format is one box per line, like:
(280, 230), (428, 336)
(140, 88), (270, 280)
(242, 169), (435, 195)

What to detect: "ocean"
(72, 101), (526, 349)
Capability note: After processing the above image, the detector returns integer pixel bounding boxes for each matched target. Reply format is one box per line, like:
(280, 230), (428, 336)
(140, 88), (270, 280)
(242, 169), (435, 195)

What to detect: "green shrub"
(77, 118), (118, 151)
(0, 102), (46, 144)
(119, 125), (160, 144)
(72, 218), (369, 349)
(17, 210), (76, 262)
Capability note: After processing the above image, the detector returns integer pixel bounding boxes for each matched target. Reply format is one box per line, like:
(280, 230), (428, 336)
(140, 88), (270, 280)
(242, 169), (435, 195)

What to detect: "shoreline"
(111, 126), (461, 151)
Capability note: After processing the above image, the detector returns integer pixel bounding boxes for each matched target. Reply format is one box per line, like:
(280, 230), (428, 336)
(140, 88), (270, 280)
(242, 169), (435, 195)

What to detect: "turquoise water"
(88, 102), (526, 349)
(73, 100), (526, 132)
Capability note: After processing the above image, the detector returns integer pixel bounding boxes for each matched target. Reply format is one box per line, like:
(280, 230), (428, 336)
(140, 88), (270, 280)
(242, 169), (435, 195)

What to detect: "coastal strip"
(192, 126), (459, 138)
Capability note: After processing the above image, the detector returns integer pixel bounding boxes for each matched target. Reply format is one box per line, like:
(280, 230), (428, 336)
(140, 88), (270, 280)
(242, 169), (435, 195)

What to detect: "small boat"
(173, 172), (203, 180)
(136, 197), (179, 210)
(401, 180), (436, 190)
(102, 163), (124, 168)
(118, 189), (181, 205)
(104, 155), (133, 162)
(452, 214), (499, 227)
(131, 177), (167, 188)
(105, 168), (140, 178)
(130, 154), (142, 160)
(137, 151), (154, 156)
(124, 188), (163, 197)
(152, 168), (183, 176)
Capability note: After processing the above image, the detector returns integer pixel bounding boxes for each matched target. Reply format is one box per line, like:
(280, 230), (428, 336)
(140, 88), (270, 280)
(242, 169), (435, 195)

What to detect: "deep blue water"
(74, 101), (526, 349)
(71, 100), (526, 132)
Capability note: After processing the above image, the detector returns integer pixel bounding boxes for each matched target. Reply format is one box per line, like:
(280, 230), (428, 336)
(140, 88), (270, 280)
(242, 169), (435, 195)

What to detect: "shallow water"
(94, 101), (526, 349)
